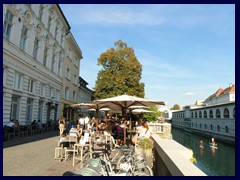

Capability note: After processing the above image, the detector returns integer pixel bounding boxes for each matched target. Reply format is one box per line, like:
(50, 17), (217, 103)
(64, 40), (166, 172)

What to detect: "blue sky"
(59, 4), (235, 108)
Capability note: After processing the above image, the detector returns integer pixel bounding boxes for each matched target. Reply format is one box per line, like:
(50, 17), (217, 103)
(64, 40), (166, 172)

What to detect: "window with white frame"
(72, 74), (77, 85)
(75, 57), (79, 67)
(68, 47), (72, 60)
(10, 95), (19, 121)
(38, 5), (44, 20)
(26, 98), (33, 123)
(66, 68), (70, 80)
(13, 72), (22, 90)
(38, 101), (43, 121)
(3, 9), (13, 40)
(33, 38), (39, 60)
(40, 83), (45, 97)
(47, 16), (52, 31)
(58, 60), (61, 76)
(49, 87), (53, 98)
(51, 54), (55, 71)
(73, 91), (76, 102)
(56, 90), (60, 101)
(43, 47), (48, 66)
(61, 33), (64, 46)
(3, 67), (6, 86)
(65, 87), (69, 100)
(54, 24), (58, 39)
(28, 78), (34, 93)
(19, 26), (28, 51)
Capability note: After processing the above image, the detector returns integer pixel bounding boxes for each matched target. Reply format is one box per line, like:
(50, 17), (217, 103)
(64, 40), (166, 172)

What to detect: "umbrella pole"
(130, 117), (132, 141)
(96, 117), (99, 135)
(122, 107), (127, 145)
(124, 119), (126, 145)
(129, 110), (132, 142)
(96, 108), (99, 135)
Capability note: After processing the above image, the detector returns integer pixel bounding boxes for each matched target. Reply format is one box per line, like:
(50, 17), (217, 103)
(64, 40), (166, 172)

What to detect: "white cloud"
(183, 92), (195, 96)
(60, 4), (234, 33)
(60, 4), (167, 26)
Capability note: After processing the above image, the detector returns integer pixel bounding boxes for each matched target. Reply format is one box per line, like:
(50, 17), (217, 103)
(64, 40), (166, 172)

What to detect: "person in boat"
(200, 139), (203, 147)
(211, 138), (217, 146)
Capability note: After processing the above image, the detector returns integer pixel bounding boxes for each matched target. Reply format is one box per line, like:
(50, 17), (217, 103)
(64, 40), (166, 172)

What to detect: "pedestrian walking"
(59, 116), (65, 137)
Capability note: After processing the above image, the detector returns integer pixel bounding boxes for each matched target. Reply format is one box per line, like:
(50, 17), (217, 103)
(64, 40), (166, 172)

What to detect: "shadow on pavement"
(3, 131), (59, 148)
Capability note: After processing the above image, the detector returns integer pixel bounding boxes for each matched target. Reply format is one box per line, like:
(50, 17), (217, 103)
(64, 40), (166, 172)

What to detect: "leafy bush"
(137, 137), (153, 149)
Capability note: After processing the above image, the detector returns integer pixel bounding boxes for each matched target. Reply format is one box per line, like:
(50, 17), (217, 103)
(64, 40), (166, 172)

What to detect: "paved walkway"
(3, 131), (76, 176)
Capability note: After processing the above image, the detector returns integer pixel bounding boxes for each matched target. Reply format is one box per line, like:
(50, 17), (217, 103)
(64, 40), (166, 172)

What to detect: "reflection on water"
(172, 127), (235, 176)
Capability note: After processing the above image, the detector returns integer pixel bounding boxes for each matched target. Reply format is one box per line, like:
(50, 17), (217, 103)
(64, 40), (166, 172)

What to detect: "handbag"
(132, 134), (138, 145)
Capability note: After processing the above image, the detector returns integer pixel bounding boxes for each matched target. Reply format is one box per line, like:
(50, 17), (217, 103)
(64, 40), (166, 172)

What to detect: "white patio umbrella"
(69, 103), (97, 109)
(128, 105), (150, 109)
(93, 94), (164, 114)
(69, 102), (105, 133)
(132, 109), (153, 113)
(93, 94), (165, 144)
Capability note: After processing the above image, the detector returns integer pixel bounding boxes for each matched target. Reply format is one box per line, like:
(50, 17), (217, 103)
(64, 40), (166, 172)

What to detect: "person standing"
(211, 138), (215, 145)
(59, 116), (65, 137)
(139, 120), (154, 138)
(78, 116), (84, 130)
(84, 116), (89, 130)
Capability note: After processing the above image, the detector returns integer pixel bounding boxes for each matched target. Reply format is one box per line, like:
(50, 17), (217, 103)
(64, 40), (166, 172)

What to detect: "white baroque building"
(3, 4), (81, 125)
(171, 84), (235, 144)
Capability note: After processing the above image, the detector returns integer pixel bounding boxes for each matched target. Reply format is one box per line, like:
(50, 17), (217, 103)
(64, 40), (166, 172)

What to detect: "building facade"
(77, 76), (94, 116)
(61, 32), (82, 121)
(78, 76), (94, 103)
(3, 4), (81, 125)
(171, 84), (235, 144)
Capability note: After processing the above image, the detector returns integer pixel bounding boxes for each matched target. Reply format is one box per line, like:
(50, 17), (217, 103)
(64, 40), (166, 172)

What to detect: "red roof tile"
(204, 84), (235, 102)
(219, 84), (235, 96)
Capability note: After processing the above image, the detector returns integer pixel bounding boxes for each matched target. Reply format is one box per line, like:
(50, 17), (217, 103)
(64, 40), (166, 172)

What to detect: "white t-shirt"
(84, 117), (89, 124)
(6, 122), (15, 127)
(139, 126), (153, 138)
(79, 118), (84, 125)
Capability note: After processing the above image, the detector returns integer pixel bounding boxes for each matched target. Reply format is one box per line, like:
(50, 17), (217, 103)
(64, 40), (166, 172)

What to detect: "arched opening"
(224, 108), (230, 118)
(209, 110), (213, 118)
(216, 109), (221, 118)
(204, 110), (207, 118)
(225, 126), (229, 133)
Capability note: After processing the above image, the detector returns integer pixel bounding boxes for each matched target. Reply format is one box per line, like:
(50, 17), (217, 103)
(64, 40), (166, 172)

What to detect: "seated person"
(76, 124), (83, 138)
(6, 119), (15, 127)
(69, 125), (78, 137)
(36, 120), (43, 131)
(70, 125), (82, 141)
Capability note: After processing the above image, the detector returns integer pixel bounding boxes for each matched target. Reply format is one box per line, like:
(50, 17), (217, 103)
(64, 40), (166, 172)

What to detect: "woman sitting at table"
(76, 124), (83, 141)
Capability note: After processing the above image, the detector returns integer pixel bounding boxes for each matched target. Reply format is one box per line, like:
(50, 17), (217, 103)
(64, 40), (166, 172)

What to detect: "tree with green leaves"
(94, 40), (145, 99)
(171, 104), (181, 110)
(142, 105), (161, 122)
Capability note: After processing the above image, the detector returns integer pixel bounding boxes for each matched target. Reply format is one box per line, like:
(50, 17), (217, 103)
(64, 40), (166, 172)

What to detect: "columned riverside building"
(171, 84), (235, 144)
(3, 4), (82, 125)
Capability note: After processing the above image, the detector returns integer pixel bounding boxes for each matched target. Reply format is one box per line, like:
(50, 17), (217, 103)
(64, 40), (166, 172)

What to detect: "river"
(171, 127), (235, 176)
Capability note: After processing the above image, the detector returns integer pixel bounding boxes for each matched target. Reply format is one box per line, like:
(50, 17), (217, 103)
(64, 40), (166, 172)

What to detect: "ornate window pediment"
(7, 4), (20, 16)
(45, 35), (51, 48)
(48, 8), (55, 19)
(23, 11), (33, 30)
(35, 24), (43, 40)
(52, 43), (58, 53)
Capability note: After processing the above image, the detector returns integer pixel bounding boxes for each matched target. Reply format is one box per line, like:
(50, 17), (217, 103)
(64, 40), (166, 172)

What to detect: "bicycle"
(116, 144), (153, 176)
